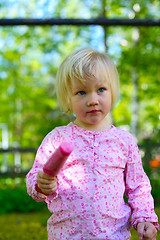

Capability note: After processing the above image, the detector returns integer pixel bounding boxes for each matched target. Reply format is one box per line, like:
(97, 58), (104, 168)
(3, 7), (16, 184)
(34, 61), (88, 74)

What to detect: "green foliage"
(0, 0), (159, 149)
(0, 178), (46, 214)
(150, 177), (160, 206)
(114, 24), (160, 139)
(0, 0), (159, 195)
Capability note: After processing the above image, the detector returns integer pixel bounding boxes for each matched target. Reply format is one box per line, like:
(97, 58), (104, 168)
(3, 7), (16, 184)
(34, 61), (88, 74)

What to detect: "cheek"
(72, 101), (85, 116)
(70, 99), (79, 113)
(106, 93), (112, 103)
(102, 94), (112, 109)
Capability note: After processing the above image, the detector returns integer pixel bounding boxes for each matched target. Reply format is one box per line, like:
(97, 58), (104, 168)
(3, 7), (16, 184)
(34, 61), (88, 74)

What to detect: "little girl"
(26, 48), (159, 240)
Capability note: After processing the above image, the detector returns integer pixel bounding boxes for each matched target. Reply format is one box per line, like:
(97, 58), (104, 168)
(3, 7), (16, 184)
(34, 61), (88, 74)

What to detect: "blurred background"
(0, 0), (159, 239)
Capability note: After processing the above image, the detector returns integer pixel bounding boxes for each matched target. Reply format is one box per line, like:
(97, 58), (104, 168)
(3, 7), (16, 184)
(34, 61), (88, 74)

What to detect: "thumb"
(137, 222), (145, 239)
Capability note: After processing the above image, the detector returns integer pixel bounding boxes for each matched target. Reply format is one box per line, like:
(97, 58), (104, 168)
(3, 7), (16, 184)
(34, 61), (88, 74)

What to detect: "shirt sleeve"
(26, 129), (61, 203)
(124, 135), (159, 231)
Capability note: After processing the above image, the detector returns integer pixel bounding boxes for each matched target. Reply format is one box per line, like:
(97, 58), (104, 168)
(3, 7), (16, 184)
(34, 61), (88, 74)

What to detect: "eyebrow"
(95, 81), (109, 88)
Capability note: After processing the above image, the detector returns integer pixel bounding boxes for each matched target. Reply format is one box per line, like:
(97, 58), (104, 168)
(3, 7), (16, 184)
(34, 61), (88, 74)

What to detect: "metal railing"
(0, 18), (159, 26)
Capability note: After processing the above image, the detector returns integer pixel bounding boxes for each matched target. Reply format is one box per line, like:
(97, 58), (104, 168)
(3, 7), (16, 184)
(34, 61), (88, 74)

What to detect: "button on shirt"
(26, 122), (159, 240)
(94, 142), (99, 147)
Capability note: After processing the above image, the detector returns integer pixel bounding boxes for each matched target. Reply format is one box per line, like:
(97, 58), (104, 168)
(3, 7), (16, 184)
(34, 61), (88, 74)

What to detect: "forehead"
(71, 77), (109, 90)
(70, 59), (111, 92)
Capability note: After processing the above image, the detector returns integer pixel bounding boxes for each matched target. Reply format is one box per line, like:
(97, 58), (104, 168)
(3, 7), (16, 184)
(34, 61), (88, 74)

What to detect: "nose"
(87, 93), (99, 107)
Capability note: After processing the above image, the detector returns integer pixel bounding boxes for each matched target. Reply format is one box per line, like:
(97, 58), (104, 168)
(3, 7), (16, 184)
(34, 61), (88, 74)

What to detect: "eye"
(77, 91), (86, 96)
(98, 88), (106, 93)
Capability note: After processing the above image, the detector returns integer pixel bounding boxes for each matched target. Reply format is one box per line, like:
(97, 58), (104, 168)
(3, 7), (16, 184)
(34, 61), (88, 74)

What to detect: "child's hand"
(137, 222), (157, 240)
(36, 171), (57, 195)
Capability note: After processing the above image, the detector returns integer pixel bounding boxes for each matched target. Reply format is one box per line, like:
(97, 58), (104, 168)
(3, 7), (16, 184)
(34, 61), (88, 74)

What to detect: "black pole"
(0, 148), (37, 153)
(0, 18), (159, 26)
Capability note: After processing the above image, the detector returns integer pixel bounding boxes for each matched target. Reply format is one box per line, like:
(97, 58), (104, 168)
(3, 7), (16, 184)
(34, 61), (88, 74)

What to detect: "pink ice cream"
(43, 142), (73, 177)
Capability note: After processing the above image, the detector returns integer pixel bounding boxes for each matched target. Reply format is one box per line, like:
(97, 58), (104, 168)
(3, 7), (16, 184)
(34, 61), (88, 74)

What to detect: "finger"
(37, 177), (54, 185)
(40, 173), (56, 180)
(37, 178), (57, 190)
(153, 237), (157, 240)
(38, 180), (57, 189)
(143, 227), (157, 240)
(39, 183), (57, 195)
(38, 173), (57, 182)
(137, 223), (145, 239)
(39, 188), (54, 195)
(37, 171), (44, 178)
(38, 180), (57, 191)
(43, 173), (57, 179)
(37, 171), (57, 180)
(43, 182), (57, 191)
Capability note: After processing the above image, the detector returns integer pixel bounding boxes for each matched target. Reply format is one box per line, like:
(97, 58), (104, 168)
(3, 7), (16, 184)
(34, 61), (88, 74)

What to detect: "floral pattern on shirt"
(26, 122), (159, 240)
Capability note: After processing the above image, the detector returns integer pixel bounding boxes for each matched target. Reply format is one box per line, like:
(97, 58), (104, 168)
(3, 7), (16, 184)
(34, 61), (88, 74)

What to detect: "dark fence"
(0, 147), (36, 177)
(0, 18), (160, 26)
(0, 139), (160, 177)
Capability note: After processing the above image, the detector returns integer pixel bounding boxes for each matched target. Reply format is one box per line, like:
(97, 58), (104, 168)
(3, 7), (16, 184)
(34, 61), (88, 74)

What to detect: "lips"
(87, 110), (100, 114)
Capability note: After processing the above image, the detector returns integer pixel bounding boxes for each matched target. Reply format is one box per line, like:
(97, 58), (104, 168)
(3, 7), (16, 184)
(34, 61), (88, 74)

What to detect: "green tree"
(0, 0), (159, 169)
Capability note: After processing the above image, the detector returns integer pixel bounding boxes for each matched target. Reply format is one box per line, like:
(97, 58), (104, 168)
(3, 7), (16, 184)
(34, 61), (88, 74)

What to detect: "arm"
(26, 130), (60, 202)
(124, 136), (159, 232)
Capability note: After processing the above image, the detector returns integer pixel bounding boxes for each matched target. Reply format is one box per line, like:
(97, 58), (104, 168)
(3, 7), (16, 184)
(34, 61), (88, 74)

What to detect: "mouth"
(87, 110), (100, 114)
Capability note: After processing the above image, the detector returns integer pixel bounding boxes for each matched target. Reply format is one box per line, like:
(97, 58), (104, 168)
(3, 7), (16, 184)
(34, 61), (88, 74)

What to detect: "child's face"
(70, 76), (112, 131)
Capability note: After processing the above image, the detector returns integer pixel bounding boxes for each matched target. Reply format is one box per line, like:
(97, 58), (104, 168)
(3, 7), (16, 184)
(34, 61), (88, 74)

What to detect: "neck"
(74, 119), (111, 132)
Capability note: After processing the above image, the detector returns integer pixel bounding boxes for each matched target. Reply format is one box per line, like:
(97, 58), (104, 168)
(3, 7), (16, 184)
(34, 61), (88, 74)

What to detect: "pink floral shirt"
(26, 122), (159, 240)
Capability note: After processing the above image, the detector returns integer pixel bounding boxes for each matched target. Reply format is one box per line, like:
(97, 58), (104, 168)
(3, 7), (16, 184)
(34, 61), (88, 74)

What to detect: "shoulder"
(43, 122), (73, 142)
(112, 126), (137, 145)
(112, 126), (141, 159)
(44, 124), (69, 137)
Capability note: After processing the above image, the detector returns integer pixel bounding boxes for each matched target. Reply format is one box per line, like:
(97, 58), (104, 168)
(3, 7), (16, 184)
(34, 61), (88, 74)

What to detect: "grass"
(0, 211), (49, 240)
(0, 209), (159, 240)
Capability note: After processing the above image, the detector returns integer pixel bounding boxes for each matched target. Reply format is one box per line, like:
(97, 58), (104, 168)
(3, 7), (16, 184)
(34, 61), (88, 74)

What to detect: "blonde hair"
(55, 48), (120, 114)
